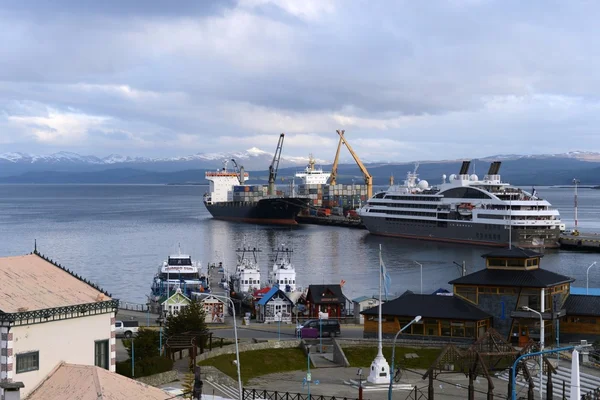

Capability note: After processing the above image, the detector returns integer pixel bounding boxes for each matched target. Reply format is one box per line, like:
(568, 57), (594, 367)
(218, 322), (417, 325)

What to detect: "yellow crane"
(328, 130), (373, 199)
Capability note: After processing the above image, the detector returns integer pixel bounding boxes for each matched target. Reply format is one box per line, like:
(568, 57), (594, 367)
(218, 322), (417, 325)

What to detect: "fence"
(242, 389), (359, 400)
(118, 301), (149, 312)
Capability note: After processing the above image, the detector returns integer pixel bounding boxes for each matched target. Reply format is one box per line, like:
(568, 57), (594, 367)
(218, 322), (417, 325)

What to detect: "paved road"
(210, 322), (365, 340)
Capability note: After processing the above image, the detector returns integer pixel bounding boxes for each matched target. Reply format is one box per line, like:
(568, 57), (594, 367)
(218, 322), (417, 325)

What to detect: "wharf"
(559, 232), (600, 251)
(296, 215), (365, 229)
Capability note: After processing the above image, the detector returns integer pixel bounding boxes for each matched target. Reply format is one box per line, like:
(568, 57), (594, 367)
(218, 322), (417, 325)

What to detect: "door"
(518, 325), (530, 347)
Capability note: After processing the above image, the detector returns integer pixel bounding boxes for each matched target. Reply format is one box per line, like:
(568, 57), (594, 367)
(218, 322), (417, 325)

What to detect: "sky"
(1, 0), (600, 162)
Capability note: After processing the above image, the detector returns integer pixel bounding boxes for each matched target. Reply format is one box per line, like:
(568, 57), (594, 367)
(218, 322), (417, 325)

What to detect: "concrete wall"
(11, 312), (114, 397)
(338, 337), (469, 348)
(200, 365), (239, 387)
(332, 339), (350, 367)
(197, 340), (301, 362)
(136, 370), (178, 387)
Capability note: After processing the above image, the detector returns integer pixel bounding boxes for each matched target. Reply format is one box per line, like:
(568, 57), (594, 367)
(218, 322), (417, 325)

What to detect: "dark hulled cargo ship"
(203, 162), (308, 225)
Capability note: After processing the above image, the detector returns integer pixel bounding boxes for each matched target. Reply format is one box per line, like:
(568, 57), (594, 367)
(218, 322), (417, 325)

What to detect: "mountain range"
(1, 149), (600, 186)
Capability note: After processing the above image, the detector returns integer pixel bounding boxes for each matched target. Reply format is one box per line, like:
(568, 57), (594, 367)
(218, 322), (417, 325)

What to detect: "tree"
(164, 299), (209, 339)
(123, 328), (160, 361)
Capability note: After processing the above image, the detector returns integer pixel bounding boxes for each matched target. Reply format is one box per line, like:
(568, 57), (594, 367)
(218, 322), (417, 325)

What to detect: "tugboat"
(267, 245), (297, 292)
(149, 247), (208, 313)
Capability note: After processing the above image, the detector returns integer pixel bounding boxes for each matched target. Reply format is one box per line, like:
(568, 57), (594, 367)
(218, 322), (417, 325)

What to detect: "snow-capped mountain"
(480, 150), (600, 162)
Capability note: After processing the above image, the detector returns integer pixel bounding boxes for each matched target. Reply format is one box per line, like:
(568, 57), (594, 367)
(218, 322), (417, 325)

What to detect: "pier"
(559, 232), (600, 251)
(296, 214), (365, 229)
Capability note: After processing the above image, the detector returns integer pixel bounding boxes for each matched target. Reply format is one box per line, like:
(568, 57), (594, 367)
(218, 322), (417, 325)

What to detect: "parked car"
(115, 320), (139, 338)
(296, 319), (341, 338)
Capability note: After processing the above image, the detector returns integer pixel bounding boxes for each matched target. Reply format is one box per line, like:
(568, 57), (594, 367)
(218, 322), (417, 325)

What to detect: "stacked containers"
(297, 183), (368, 209)
(232, 185), (268, 202)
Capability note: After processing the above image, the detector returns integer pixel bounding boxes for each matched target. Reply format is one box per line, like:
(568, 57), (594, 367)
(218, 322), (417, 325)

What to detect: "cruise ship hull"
(360, 216), (561, 248)
(204, 197), (309, 225)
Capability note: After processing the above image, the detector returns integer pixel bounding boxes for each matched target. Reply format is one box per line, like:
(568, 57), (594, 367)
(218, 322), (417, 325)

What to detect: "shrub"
(116, 356), (174, 378)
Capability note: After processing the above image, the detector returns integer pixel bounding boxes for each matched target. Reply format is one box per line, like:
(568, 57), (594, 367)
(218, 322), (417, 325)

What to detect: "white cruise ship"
(358, 161), (563, 248)
(295, 154), (331, 185)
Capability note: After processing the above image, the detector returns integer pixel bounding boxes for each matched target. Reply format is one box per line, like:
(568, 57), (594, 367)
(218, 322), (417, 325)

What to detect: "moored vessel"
(230, 247), (262, 295)
(267, 245), (297, 292)
(149, 248), (209, 313)
(295, 154), (331, 185)
(359, 161), (562, 248)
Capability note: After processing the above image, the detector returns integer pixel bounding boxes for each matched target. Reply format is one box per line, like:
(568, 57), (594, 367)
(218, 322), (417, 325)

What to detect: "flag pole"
(377, 244), (383, 358)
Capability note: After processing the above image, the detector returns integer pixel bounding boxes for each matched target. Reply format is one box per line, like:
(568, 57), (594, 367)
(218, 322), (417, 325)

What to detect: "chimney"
(0, 381), (25, 400)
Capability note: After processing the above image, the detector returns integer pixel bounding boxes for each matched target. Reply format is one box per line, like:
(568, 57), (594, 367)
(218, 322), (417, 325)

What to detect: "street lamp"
(387, 315), (422, 400)
(573, 178), (580, 234)
(209, 294), (242, 400)
(522, 306), (543, 400)
(413, 261), (423, 294)
(306, 345), (312, 399)
(586, 261), (598, 295)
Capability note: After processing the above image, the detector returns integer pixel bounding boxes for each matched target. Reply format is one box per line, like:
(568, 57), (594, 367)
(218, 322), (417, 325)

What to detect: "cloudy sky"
(1, 0), (599, 162)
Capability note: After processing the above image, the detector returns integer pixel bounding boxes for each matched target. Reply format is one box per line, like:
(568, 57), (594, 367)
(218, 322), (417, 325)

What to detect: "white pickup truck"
(115, 320), (139, 338)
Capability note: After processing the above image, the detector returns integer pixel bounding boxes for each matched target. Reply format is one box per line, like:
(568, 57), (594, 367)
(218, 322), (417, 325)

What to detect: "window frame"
(16, 351), (39, 374)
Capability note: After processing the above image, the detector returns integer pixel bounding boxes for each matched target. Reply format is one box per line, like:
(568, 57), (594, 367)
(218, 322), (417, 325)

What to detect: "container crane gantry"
(268, 133), (285, 195)
(328, 130), (373, 199)
(230, 159), (246, 185)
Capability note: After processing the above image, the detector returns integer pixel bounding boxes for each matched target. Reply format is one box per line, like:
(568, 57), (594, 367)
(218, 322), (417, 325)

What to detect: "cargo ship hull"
(204, 197), (309, 225)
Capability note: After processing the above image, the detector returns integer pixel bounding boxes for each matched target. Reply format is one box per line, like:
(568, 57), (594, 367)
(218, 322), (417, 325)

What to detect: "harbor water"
(0, 184), (599, 303)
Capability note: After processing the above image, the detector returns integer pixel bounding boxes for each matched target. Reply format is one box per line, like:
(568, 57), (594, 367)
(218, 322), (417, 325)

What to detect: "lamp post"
(586, 261), (598, 294)
(306, 345), (312, 399)
(573, 178), (580, 233)
(131, 336), (135, 378)
(388, 315), (422, 400)
(209, 294), (242, 400)
(357, 368), (364, 400)
(522, 306), (543, 400)
(413, 261), (423, 294)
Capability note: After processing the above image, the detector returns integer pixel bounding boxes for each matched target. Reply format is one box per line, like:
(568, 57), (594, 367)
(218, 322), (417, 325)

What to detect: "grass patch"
(198, 348), (308, 384)
(344, 346), (441, 370)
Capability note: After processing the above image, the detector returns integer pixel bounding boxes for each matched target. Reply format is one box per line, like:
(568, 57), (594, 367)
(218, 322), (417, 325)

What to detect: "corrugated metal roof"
(449, 268), (573, 288)
(361, 293), (491, 321)
(0, 254), (110, 313)
(25, 362), (172, 399)
(564, 294), (600, 317)
(307, 284), (344, 304)
(257, 286), (280, 306)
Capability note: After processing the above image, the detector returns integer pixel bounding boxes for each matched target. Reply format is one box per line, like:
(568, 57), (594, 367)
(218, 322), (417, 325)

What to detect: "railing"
(118, 302), (149, 312)
(294, 316), (356, 325)
(242, 388), (359, 400)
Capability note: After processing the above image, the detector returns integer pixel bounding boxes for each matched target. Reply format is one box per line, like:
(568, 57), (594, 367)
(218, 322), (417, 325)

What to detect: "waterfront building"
(256, 286), (294, 324)
(352, 296), (383, 325)
(160, 288), (191, 316)
(561, 295), (600, 342)
(305, 285), (346, 319)
(193, 294), (226, 324)
(361, 291), (492, 341)
(449, 248), (573, 346)
(0, 251), (118, 397)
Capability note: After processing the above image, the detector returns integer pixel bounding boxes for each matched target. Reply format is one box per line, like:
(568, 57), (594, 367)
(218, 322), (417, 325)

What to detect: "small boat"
(267, 245), (297, 292)
(149, 247), (208, 312)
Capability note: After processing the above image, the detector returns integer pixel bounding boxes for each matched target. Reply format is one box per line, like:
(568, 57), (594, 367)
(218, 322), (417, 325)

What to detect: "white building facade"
(0, 252), (118, 397)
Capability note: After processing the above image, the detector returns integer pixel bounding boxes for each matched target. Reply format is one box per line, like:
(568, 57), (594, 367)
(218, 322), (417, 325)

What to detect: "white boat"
(231, 247), (262, 294)
(295, 154), (331, 185)
(359, 161), (562, 248)
(149, 247), (208, 306)
(268, 245), (297, 292)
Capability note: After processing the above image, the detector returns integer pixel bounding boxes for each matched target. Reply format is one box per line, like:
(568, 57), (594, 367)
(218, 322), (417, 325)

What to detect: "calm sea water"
(0, 184), (599, 303)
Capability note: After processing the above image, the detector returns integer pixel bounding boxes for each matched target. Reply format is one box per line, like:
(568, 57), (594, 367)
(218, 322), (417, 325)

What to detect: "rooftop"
(307, 284), (344, 304)
(564, 294), (600, 317)
(449, 268), (573, 288)
(25, 363), (172, 400)
(0, 253), (111, 313)
(481, 248), (544, 259)
(361, 292), (491, 321)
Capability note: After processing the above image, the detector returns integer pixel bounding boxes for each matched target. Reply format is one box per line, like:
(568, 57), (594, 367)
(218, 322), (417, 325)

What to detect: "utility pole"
(573, 178), (580, 234)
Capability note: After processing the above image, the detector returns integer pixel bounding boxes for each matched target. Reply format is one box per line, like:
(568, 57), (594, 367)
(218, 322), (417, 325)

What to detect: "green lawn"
(198, 348), (308, 384)
(344, 346), (441, 370)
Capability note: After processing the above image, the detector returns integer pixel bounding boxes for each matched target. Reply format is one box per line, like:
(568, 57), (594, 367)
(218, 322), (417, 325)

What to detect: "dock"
(559, 232), (600, 251)
(296, 215), (365, 229)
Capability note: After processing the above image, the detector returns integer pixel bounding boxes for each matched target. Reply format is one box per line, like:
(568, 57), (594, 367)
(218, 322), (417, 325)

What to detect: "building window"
(16, 351), (39, 373)
(455, 286), (477, 304)
(95, 340), (109, 370)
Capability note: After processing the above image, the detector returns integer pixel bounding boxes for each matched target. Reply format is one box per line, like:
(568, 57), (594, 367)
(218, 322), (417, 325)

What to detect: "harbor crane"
(328, 130), (373, 199)
(230, 159), (246, 185)
(268, 133), (285, 195)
